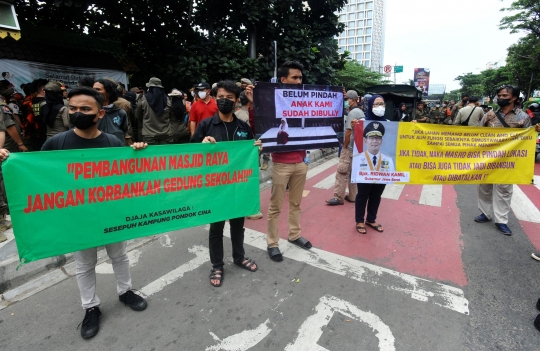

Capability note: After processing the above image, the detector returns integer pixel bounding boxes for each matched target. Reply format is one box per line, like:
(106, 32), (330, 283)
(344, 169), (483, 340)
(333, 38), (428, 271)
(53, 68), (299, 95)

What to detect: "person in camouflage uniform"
(429, 103), (445, 124)
(414, 101), (429, 123)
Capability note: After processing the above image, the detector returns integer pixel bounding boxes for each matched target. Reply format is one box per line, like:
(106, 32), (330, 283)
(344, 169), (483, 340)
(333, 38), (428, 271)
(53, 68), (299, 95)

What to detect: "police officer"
(356, 122), (395, 173)
(429, 103), (445, 124)
(414, 101), (429, 123)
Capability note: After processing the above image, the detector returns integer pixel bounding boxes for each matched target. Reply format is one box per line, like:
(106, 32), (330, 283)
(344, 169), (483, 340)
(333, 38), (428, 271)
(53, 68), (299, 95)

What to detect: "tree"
(14, 0), (349, 89)
(444, 89), (462, 102)
(454, 73), (483, 97)
(499, 0), (540, 98)
(335, 61), (389, 94)
(505, 35), (540, 98)
(500, 0), (540, 37)
(481, 66), (513, 102)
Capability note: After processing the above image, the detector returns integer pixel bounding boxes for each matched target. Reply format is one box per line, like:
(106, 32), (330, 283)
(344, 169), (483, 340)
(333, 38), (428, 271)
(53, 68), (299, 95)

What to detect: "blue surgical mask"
(344, 101), (350, 109)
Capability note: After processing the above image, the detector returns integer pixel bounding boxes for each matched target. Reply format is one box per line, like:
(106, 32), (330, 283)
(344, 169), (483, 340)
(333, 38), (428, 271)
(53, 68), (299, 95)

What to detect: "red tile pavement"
(245, 162), (468, 287)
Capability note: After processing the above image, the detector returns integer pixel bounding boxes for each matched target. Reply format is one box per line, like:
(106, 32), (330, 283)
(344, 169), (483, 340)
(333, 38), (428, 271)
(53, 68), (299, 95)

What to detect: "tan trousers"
(267, 162), (308, 248)
(477, 184), (513, 224)
(333, 148), (357, 201)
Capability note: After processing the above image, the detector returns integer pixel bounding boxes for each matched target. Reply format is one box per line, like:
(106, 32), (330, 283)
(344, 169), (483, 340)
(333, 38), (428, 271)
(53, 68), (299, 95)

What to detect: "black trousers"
(355, 183), (386, 223)
(209, 217), (245, 269)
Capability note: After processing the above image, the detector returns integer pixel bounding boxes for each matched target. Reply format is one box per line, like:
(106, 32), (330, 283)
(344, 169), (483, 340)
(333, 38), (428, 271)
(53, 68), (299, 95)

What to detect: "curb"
(0, 148), (338, 295)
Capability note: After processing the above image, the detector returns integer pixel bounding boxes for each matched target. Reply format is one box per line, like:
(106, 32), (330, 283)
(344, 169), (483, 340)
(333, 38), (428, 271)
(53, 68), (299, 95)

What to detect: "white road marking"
(313, 174), (336, 190)
(381, 184), (405, 200)
(160, 234), (173, 247)
(512, 185), (540, 223)
(206, 319), (272, 351)
(285, 295), (395, 351)
(419, 185), (443, 207)
(306, 158), (339, 180)
(0, 238), (154, 310)
(224, 224), (469, 315)
(140, 245), (208, 297)
(95, 249), (141, 274)
(534, 176), (540, 192)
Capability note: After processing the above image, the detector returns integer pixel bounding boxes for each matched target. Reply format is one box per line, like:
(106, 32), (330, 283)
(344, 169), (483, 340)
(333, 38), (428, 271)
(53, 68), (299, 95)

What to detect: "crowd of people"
(0, 63), (540, 338)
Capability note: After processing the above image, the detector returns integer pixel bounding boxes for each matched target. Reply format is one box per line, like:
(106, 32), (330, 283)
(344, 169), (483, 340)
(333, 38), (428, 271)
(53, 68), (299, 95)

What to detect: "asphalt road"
(1, 158), (539, 350)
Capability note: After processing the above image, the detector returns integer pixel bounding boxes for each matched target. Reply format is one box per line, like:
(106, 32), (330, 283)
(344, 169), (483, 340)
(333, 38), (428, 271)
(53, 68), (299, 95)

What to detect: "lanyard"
(365, 151), (381, 171)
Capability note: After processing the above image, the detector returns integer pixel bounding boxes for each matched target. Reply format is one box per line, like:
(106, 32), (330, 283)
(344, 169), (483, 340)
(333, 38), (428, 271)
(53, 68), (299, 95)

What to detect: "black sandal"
(235, 257), (258, 272)
(209, 268), (224, 287)
(366, 222), (384, 232)
(356, 223), (366, 234)
(288, 236), (312, 249)
(267, 247), (283, 262)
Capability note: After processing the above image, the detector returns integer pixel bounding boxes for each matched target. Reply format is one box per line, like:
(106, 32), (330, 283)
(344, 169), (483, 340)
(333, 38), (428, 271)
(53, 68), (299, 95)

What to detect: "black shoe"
(536, 298), (540, 311)
(80, 307), (101, 339)
(119, 290), (148, 311)
(474, 213), (491, 223)
(495, 223), (512, 236)
(535, 314), (540, 332)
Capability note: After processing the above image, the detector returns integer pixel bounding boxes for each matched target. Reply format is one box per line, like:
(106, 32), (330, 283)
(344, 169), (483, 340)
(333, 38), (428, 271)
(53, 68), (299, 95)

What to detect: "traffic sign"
(384, 65), (392, 74)
(394, 65), (403, 73)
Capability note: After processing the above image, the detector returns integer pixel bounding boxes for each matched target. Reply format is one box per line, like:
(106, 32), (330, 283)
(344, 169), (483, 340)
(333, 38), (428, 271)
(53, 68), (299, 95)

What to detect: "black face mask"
(497, 98), (511, 107)
(217, 98), (235, 114)
(69, 112), (97, 130)
(462, 99), (468, 104)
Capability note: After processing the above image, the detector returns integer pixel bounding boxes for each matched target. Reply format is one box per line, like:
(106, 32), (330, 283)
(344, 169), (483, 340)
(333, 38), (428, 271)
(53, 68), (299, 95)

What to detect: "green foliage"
(454, 73), (483, 97)
(14, 0), (348, 90)
(335, 61), (390, 94)
(443, 89), (462, 102)
(480, 66), (513, 102)
(500, 0), (540, 37)
(505, 34), (540, 96)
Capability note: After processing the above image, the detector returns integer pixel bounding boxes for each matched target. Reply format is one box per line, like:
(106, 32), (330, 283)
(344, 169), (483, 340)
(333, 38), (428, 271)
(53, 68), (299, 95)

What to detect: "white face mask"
(373, 106), (385, 117)
(198, 91), (207, 99)
(191, 91), (195, 97)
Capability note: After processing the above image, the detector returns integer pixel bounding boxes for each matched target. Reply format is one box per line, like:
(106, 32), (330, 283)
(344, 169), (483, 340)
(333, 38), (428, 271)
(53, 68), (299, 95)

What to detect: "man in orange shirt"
(189, 82), (217, 135)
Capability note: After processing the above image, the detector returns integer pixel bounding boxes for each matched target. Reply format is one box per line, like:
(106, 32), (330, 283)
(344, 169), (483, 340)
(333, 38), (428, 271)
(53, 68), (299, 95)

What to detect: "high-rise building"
(336, 0), (386, 73)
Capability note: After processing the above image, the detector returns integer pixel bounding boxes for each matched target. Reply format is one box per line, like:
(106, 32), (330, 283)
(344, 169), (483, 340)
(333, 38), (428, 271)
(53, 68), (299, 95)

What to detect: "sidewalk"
(0, 148), (338, 295)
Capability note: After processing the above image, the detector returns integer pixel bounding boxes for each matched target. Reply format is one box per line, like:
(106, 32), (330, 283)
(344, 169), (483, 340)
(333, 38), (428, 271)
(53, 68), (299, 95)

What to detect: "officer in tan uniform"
(356, 122), (395, 174)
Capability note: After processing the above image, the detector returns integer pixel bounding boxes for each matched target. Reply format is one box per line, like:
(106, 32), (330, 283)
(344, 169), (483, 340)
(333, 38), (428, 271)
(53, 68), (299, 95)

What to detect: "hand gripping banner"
(3, 141), (260, 264)
(352, 121), (536, 185)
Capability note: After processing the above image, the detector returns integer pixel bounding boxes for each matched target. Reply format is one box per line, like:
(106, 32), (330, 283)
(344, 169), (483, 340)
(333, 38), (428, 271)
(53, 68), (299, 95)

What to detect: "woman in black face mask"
(190, 80), (263, 288)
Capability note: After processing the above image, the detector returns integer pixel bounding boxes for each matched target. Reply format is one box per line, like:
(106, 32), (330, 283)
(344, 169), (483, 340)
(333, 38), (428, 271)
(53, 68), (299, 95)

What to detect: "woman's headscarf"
(42, 90), (65, 128)
(279, 118), (289, 133)
(145, 86), (168, 116)
(365, 94), (386, 121)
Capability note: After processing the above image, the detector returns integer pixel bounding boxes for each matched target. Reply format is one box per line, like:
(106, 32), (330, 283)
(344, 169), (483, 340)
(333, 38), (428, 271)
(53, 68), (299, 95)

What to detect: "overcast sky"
(383, 0), (524, 91)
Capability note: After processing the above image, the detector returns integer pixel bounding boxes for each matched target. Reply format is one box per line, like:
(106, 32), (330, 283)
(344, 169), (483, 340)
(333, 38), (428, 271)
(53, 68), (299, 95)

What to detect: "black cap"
(363, 122), (385, 138)
(194, 82), (211, 90)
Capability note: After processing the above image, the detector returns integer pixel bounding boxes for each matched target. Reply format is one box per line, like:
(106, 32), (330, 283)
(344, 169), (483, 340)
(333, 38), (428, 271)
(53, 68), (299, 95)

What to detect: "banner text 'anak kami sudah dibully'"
(352, 121), (536, 185)
(3, 141), (260, 264)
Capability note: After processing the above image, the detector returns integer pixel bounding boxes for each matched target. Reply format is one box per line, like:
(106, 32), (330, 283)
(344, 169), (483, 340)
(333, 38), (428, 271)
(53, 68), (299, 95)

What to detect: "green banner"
(3, 141), (260, 264)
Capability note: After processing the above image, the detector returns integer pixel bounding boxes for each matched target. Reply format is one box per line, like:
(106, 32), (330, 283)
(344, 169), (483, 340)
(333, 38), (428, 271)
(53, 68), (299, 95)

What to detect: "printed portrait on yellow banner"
(352, 121), (536, 185)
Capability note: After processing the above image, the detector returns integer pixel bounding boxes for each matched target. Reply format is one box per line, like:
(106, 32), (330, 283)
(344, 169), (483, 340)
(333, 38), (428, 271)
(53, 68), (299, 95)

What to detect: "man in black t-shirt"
(1, 87), (149, 340)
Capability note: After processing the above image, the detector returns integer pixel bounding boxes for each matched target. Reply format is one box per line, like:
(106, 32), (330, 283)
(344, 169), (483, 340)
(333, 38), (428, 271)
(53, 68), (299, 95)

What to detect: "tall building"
(336, 0), (386, 73)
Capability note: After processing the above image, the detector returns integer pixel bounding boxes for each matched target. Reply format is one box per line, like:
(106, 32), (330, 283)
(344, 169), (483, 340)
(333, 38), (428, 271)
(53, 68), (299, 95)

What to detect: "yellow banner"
(395, 123), (535, 184)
